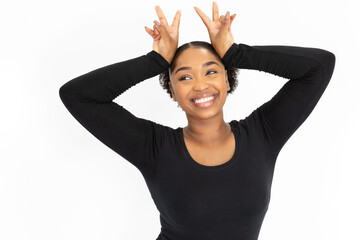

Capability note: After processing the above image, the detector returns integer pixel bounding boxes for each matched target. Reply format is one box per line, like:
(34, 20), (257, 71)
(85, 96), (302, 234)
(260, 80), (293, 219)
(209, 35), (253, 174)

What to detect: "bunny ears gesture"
(145, 6), (181, 64)
(145, 2), (236, 63)
(194, 2), (236, 58)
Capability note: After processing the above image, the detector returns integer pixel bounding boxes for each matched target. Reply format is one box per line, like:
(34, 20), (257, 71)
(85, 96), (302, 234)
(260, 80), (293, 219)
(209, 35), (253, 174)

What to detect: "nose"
(192, 77), (210, 91)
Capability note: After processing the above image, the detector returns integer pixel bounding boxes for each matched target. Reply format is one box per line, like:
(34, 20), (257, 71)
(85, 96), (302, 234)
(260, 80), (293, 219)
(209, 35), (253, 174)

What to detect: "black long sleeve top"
(59, 42), (336, 240)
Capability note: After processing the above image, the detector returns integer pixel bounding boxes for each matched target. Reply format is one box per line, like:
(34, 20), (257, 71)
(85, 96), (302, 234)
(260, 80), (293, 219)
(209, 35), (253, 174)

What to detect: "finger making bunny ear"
(145, 25), (160, 40)
(213, 1), (236, 24)
(145, 5), (181, 64)
(220, 13), (237, 27)
(193, 2), (236, 59)
(218, 11), (231, 36)
(153, 20), (171, 42)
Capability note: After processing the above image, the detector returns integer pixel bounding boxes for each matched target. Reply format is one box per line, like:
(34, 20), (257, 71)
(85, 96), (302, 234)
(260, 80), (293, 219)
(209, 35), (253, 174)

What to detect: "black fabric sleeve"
(59, 50), (170, 171)
(222, 43), (336, 153)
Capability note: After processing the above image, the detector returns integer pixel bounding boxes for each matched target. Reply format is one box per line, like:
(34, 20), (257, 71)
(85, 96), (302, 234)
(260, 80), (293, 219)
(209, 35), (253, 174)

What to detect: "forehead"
(175, 47), (220, 68)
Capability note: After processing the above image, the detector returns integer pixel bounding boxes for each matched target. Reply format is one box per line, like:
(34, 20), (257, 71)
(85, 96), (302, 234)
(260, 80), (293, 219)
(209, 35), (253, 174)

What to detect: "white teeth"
(194, 95), (215, 104)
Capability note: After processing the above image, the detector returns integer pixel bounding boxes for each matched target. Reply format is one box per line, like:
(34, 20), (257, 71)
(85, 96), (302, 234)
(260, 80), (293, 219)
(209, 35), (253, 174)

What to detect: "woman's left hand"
(194, 2), (236, 59)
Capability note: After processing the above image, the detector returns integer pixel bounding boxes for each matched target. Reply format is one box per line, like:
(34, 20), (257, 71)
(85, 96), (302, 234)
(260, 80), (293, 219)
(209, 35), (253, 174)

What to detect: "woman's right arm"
(60, 5), (180, 172)
(59, 50), (169, 171)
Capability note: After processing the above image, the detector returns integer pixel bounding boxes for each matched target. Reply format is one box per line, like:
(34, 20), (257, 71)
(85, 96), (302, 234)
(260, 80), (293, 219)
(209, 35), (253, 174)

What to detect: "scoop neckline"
(178, 121), (240, 171)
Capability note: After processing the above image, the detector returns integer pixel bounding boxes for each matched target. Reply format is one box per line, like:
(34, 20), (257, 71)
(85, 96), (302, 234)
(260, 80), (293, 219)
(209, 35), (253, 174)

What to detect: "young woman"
(59, 2), (336, 239)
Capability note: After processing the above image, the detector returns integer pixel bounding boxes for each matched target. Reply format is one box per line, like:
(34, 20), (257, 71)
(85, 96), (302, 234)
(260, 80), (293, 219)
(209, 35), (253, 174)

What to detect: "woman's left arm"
(222, 43), (336, 152)
(194, 2), (336, 153)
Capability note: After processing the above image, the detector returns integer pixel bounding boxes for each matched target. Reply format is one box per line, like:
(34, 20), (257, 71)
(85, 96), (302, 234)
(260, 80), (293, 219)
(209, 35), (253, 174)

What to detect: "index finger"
(212, 2), (219, 22)
(171, 10), (181, 29)
(194, 6), (212, 29)
(155, 5), (169, 26)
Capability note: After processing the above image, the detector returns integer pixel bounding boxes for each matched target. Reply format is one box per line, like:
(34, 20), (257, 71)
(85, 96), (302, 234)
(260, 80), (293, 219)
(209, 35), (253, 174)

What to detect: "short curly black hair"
(159, 41), (239, 99)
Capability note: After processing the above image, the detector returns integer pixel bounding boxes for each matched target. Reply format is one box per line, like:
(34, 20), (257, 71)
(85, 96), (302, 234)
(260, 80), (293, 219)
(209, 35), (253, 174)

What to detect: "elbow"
(317, 49), (336, 82)
(59, 81), (78, 103)
(59, 83), (70, 102)
(323, 50), (336, 71)
(315, 48), (336, 69)
(59, 84), (66, 99)
(325, 51), (336, 81)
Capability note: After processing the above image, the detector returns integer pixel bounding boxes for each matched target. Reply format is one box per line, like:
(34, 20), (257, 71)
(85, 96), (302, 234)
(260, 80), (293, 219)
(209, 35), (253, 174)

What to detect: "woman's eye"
(179, 75), (190, 81)
(179, 70), (217, 81)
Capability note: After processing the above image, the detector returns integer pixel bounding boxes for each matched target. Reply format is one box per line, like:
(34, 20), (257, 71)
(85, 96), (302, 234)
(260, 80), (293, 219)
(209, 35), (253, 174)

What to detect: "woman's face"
(169, 47), (230, 120)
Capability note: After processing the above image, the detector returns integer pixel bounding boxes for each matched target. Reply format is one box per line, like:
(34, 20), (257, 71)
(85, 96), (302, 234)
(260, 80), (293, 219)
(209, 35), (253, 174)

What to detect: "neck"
(183, 109), (230, 145)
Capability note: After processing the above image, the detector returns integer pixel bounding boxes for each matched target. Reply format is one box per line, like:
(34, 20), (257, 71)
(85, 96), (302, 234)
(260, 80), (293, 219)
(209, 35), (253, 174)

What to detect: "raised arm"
(59, 6), (181, 172)
(59, 50), (169, 171)
(221, 43), (336, 152)
(194, 2), (336, 153)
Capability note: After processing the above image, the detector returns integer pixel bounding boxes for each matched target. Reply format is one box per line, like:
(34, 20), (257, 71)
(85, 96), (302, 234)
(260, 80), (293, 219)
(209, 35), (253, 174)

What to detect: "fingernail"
(154, 20), (160, 26)
(225, 11), (230, 20)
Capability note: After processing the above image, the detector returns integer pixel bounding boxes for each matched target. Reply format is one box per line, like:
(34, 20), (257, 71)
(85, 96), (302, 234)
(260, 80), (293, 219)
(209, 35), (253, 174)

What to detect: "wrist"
(164, 54), (174, 65)
(218, 41), (235, 59)
(149, 50), (171, 68)
(161, 52), (176, 65)
(153, 51), (168, 64)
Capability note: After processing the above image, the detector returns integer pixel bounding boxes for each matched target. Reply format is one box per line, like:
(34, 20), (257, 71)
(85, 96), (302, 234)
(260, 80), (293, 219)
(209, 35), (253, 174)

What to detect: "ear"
(169, 82), (177, 102)
(225, 70), (230, 92)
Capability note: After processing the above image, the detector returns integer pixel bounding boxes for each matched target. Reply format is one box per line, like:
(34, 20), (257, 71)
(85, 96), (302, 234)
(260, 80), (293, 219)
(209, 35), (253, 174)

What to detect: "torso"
(183, 125), (236, 167)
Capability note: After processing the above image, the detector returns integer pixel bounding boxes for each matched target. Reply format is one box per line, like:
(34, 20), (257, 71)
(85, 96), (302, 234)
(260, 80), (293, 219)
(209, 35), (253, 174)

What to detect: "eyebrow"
(174, 61), (219, 75)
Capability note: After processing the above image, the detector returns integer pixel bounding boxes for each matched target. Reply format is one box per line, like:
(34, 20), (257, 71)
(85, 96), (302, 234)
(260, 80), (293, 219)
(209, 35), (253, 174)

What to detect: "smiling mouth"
(191, 94), (218, 108)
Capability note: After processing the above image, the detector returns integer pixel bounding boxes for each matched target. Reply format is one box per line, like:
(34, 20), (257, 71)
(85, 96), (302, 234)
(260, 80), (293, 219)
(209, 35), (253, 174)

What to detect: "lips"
(191, 93), (218, 102)
(191, 94), (217, 108)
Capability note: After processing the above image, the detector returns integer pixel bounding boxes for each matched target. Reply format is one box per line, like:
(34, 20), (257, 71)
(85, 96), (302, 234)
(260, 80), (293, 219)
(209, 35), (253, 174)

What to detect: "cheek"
(215, 78), (228, 90)
(172, 84), (187, 100)
(178, 88), (191, 102)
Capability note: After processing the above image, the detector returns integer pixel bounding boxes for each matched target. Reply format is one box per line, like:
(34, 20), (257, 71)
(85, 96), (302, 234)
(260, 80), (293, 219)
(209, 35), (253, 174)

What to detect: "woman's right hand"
(145, 6), (181, 64)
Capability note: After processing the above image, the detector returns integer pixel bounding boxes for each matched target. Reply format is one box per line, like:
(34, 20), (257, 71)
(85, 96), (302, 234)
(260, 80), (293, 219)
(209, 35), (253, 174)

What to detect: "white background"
(1, 0), (358, 239)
